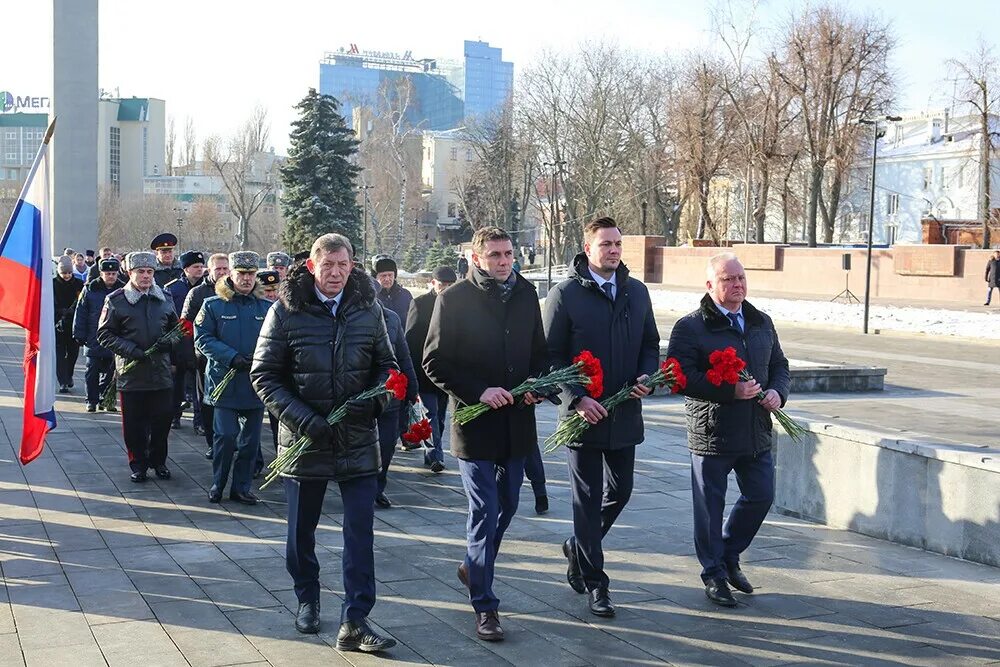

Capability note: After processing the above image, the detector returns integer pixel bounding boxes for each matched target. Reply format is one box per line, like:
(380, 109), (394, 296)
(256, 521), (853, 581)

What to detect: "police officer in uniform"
(166, 251), (206, 428)
(97, 251), (179, 483)
(151, 232), (183, 287)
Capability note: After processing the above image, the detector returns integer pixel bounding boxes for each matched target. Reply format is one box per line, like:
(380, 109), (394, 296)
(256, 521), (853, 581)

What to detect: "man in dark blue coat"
(195, 251), (270, 505)
(543, 217), (660, 617)
(374, 307), (419, 509)
(667, 252), (790, 607)
(73, 257), (125, 411)
(166, 250), (206, 429)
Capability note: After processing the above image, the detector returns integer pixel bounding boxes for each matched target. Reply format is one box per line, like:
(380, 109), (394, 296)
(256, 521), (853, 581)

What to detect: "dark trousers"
(419, 391), (446, 465)
(376, 408), (401, 494)
(256, 412), (279, 475)
(524, 442), (548, 499)
(120, 389), (173, 473)
(195, 359), (214, 447)
(212, 407), (264, 495)
(690, 450), (775, 582)
(988, 286), (998, 304)
(457, 456), (525, 613)
(84, 356), (114, 406)
(285, 475), (378, 623)
(173, 366), (199, 423)
(566, 445), (635, 591)
(55, 338), (79, 387)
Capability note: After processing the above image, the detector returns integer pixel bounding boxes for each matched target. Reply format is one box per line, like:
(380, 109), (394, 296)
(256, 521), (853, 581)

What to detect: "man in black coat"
(667, 252), (790, 607)
(53, 256), (84, 393)
(543, 217), (660, 617)
(404, 266), (456, 472)
(97, 251), (179, 483)
(181, 253), (230, 449)
(73, 257), (125, 411)
(251, 233), (398, 653)
(374, 307), (419, 508)
(985, 249), (1000, 305)
(423, 226), (548, 642)
(373, 256), (413, 324)
(165, 250), (206, 429)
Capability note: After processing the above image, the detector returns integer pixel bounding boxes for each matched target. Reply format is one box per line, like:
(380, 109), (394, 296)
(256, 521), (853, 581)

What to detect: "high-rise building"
(463, 40), (513, 119)
(318, 40), (514, 132)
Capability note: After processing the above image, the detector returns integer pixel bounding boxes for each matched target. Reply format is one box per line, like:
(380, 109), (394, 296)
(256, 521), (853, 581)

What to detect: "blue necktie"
(727, 312), (742, 332)
(601, 282), (614, 302)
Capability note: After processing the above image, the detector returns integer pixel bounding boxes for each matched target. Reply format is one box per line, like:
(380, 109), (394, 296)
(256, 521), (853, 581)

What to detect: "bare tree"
(204, 106), (276, 250)
(776, 4), (895, 245)
(182, 116), (197, 170)
(947, 38), (1000, 249)
(165, 116), (176, 176)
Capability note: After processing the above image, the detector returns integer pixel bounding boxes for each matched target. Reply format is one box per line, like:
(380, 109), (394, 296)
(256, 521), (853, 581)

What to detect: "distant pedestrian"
(72, 253), (89, 282)
(97, 251), (178, 483)
(54, 256), (84, 393)
(73, 257), (125, 411)
(666, 252), (790, 608)
(985, 250), (1000, 306)
(87, 247), (115, 282)
(457, 254), (469, 279)
(373, 256), (413, 324)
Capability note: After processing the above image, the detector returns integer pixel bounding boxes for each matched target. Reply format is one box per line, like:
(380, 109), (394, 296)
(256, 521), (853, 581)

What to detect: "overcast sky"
(4, 0), (995, 155)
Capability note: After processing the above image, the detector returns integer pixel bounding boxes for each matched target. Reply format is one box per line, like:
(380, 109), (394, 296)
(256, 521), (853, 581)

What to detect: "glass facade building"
(318, 40), (513, 131)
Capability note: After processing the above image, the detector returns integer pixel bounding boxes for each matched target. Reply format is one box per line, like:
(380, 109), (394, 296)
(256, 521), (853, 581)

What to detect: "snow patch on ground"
(648, 289), (999, 340)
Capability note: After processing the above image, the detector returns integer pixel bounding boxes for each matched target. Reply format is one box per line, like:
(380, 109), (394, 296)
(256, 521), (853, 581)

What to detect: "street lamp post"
(359, 184), (373, 261)
(542, 160), (566, 294)
(859, 114), (902, 335)
(641, 200), (648, 235)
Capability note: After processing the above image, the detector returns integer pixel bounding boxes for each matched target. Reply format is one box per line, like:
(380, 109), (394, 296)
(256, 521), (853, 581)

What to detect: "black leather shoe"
(154, 466), (171, 480)
(562, 538), (586, 594)
(208, 488), (222, 503)
(193, 424), (205, 436)
(295, 601), (320, 634)
(429, 461), (445, 473)
(726, 564), (754, 594)
(705, 578), (738, 607)
(229, 491), (258, 506)
(475, 611), (503, 641)
(535, 495), (549, 515)
(204, 448), (213, 460)
(336, 619), (396, 652)
(86, 404), (96, 413)
(589, 587), (615, 617)
(457, 562), (469, 589)
(374, 492), (392, 509)
(130, 471), (147, 483)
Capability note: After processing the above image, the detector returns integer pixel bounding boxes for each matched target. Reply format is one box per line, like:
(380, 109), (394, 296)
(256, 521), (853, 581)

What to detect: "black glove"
(127, 347), (147, 361)
(152, 338), (173, 354)
(304, 415), (334, 443)
(343, 398), (376, 423)
(230, 354), (252, 371)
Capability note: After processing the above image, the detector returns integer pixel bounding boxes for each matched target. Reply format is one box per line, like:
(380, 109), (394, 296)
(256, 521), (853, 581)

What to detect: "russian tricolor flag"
(0, 120), (57, 464)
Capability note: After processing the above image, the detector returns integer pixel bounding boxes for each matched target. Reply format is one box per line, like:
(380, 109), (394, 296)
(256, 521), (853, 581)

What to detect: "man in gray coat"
(666, 252), (790, 607)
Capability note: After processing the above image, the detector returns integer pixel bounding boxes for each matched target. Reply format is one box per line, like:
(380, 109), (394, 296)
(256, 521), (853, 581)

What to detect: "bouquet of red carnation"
(706, 346), (806, 442)
(453, 350), (604, 426)
(401, 399), (434, 446)
(99, 318), (194, 409)
(545, 356), (687, 452)
(261, 369), (409, 489)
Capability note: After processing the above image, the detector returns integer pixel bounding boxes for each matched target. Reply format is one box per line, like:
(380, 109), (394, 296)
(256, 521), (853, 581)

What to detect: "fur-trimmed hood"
(215, 276), (266, 302)
(279, 263), (376, 313)
(123, 281), (167, 305)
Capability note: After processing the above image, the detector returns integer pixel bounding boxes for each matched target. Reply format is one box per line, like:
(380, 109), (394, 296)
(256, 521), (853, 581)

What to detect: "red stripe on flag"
(19, 352), (51, 464)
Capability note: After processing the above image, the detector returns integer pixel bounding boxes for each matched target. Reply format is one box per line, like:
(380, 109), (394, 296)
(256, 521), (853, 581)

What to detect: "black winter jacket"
(181, 278), (219, 362)
(382, 306), (419, 412)
(53, 275), (83, 342)
(543, 254), (660, 449)
(73, 277), (125, 358)
(666, 294), (790, 457)
(251, 265), (398, 482)
(166, 275), (203, 368)
(154, 260), (182, 288)
(377, 282), (413, 325)
(404, 290), (442, 395)
(423, 269), (549, 461)
(97, 282), (179, 392)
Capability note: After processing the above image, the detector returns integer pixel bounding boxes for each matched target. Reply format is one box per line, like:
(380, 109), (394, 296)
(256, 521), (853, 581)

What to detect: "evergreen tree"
(280, 88), (361, 253)
(400, 243), (424, 273)
(424, 241), (444, 271)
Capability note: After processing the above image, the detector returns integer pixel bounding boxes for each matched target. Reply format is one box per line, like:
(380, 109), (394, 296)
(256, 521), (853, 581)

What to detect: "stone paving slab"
(2, 324), (1000, 665)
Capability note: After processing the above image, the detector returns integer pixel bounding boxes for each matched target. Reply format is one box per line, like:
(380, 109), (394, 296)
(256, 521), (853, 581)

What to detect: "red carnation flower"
(385, 369), (408, 401)
(178, 318), (194, 337)
(573, 350), (605, 399)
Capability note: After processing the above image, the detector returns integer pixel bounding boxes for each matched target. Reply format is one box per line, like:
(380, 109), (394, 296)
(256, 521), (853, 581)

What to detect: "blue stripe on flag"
(0, 200), (42, 274)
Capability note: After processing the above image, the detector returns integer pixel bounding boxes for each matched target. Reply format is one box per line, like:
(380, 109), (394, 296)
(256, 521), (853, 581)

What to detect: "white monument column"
(52, 0), (98, 252)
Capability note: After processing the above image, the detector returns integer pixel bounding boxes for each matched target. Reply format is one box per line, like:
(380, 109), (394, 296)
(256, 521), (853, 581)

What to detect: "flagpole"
(13, 118), (57, 210)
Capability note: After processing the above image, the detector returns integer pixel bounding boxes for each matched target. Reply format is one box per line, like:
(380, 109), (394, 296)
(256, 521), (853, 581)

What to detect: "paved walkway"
(1, 324), (999, 666)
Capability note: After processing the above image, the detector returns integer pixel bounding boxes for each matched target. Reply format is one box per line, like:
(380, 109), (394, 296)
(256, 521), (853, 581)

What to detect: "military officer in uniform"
(151, 232), (183, 287)
(97, 251), (179, 483)
(266, 252), (292, 281)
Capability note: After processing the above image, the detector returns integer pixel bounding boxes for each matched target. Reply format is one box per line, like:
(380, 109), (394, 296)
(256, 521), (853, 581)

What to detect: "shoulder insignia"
(195, 309), (206, 326)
